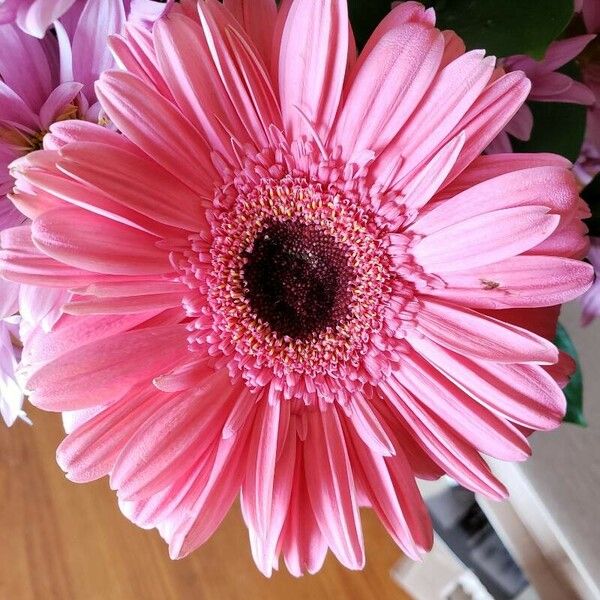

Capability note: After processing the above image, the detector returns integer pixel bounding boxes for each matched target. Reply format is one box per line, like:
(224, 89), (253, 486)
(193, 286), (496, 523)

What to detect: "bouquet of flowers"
(0, 0), (598, 578)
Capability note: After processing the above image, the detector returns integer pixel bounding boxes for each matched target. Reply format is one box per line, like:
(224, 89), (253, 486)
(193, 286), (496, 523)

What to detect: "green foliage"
(512, 101), (587, 162)
(555, 323), (587, 427)
(347, 0), (390, 49)
(348, 0), (573, 58)
(422, 0), (573, 59)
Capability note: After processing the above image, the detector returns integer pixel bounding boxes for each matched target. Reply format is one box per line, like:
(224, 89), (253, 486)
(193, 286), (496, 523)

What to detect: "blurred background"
(1, 301), (598, 600)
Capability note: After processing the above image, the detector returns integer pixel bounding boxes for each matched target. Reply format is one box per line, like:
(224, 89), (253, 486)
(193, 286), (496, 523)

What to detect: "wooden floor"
(1, 407), (412, 600)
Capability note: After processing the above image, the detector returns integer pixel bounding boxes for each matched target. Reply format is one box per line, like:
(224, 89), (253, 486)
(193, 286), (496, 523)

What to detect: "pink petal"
(408, 335), (566, 430)
(413, 206), (559, 272)
(395, 352), (531, 461)
(63, 292), (183, 315)
(447, 72), (531, 181)
(348, 393), (395, 457)
(153, 14), (256, 159)
(196, 1), (281, 149)
(32, 207), (172, 276)
(223, 0), (277, 66)
(374, 50), (494, 188)
(281, 445), (328, 577)
(415, 298), (559, 364)
(241, 395), (283, 540)
(380, 378), (508, 500)
(167, 418), (253, 559)
(111, 370), (234, 501)
(26, 323), (189, 411)
(333, 17), (443, 159)
(57, 383), (171, 482)
(431, 255), (593, 308)
(347, 421), (433, 559)
(412, 166), (578, 235)
(95, 70), (217, 196)
(244, 406), (296, 576)
(440, 153), (570, 198)
(58, 142), (208, 232)
(279, 0), (348, 142)
(304, 407), (364, 570)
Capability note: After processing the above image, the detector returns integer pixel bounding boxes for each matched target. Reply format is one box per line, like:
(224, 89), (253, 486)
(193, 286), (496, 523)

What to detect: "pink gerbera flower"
(1, 0), (593, 575)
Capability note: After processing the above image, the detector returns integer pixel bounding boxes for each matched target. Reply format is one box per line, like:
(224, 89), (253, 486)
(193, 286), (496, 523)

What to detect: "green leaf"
(581, 173), (600, 236)
(423, 0), (573, 59)
(511, 101), (587, 161)
(554, 322), (587, 427)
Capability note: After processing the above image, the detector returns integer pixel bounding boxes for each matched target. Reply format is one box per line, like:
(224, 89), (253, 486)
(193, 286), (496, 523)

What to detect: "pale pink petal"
(279, 0), (348, 142)
(413, 206), (559, 272)
(26, 324), (189, 411)
(408, 335), (566, 430)
(95, 71), (217, 196)
(304, 408), (364, 570)
(71, 0), (126, 100)
(16, 0), (76, 38)
(223, 0), (277, 66)
(32, 207), (172, 276)
(415, 298), (559, 364)
(333, 16), (443, 159)
(431, 255), (593, 308)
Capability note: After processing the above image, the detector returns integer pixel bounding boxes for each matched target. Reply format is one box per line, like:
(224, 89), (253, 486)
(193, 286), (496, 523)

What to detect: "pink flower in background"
(573, 3), (600, 185)
(489, 35), (596, 153)
(0, 0), (78, 38)
(581, 238), (600, 325)
(1, 0), (593, 575)
(575, 0), (600, 34)
(0, 0), (128, 424)
(0, 315), (24, 426)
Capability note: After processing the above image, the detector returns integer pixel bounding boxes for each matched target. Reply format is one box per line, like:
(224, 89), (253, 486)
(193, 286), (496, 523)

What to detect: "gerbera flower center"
(242, 221), (353, 340)
(179, 146), (428, 403)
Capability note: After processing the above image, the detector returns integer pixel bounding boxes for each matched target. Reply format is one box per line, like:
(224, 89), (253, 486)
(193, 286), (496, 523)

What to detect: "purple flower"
(489, 35), (596, 153)
(0, 0), (129, 424)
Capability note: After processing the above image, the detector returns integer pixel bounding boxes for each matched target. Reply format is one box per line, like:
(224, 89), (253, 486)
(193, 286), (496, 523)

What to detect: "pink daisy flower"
(581, 238), (600, 325)
(573, 7), (600, 186)
(489, 35), (596, 153)
(0, 0), (79, 38)
(1, 0), (593, 575)
(0, 0), (166, 38)
(575, 0), (600, 34)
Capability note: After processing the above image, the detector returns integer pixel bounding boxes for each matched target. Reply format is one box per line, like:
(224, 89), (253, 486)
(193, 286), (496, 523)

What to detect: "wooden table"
(1, 407), (411, 599)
